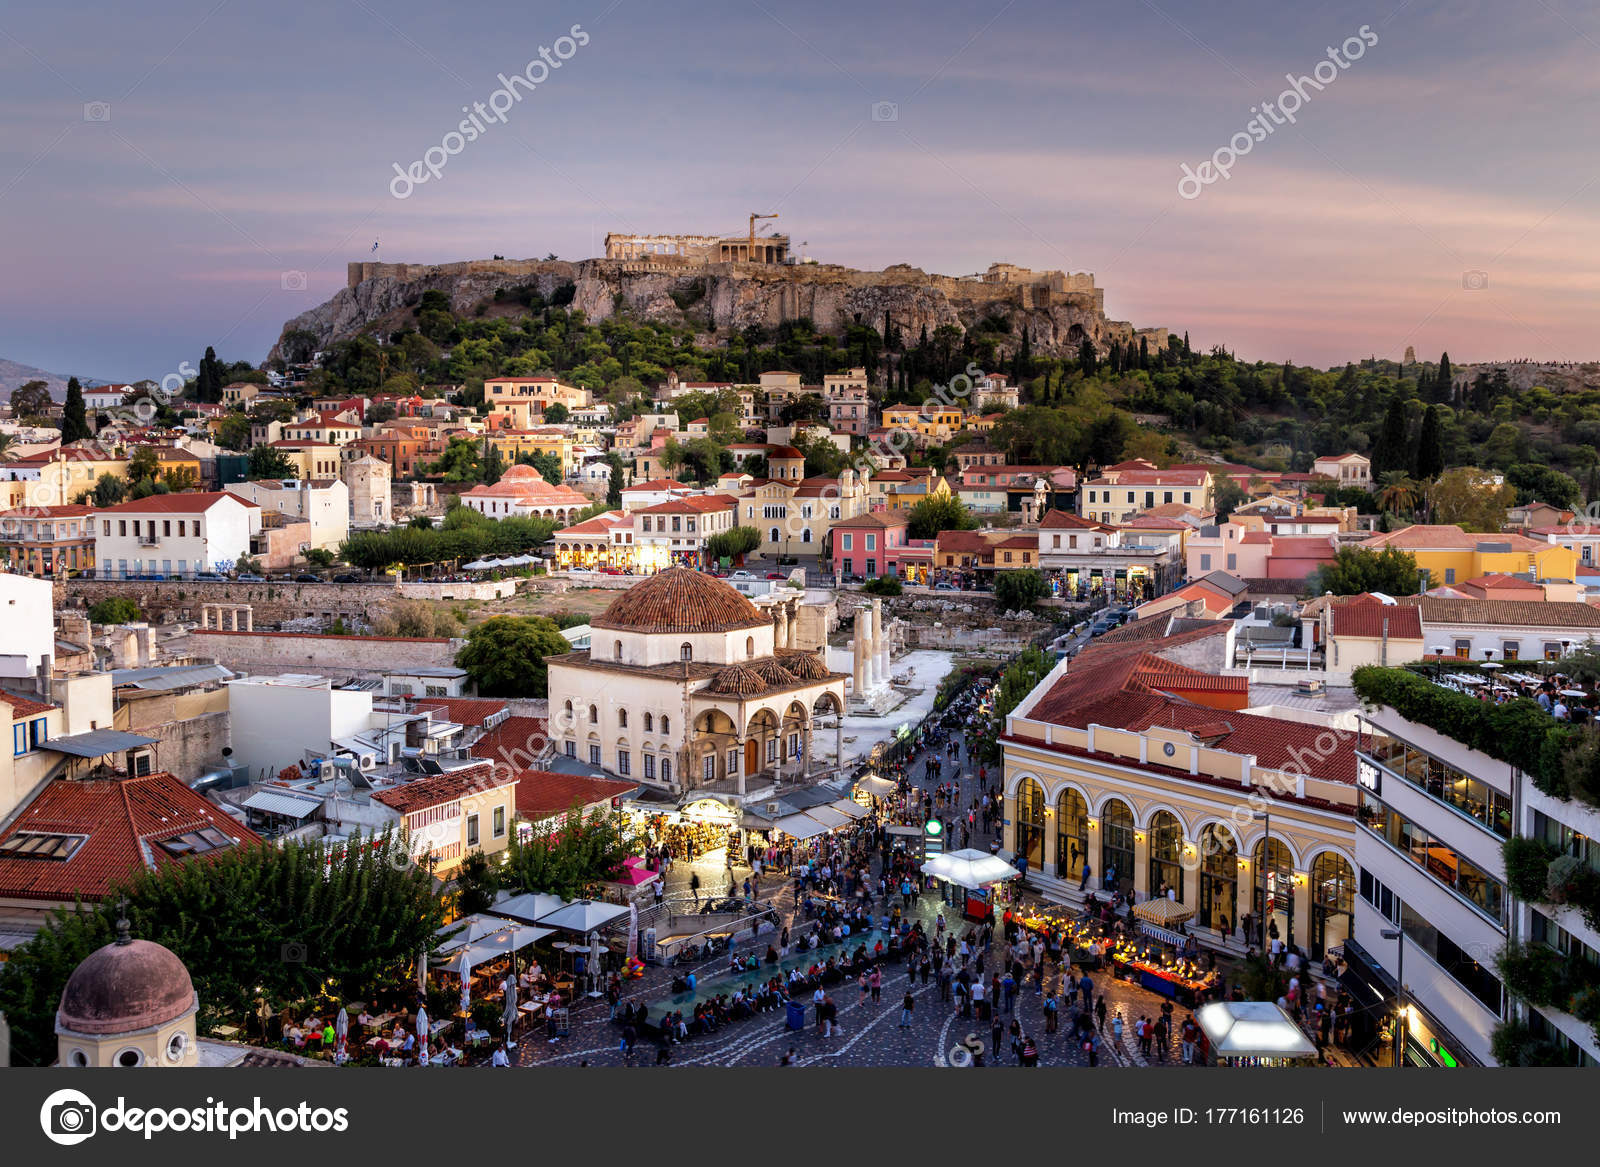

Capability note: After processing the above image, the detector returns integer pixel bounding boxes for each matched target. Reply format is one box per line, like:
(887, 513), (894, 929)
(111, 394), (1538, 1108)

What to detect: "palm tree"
(0, 432), (15, 460)
(1375, 471), (1420, 516)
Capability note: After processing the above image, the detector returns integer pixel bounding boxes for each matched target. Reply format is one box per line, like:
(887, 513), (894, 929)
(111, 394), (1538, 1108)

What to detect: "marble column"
(245, 606), (254, 632)
(852, 620), (866, 693)
(734, 737), (746, 796)
(774, 606), (789, 651)
(871, 600), (888, 686)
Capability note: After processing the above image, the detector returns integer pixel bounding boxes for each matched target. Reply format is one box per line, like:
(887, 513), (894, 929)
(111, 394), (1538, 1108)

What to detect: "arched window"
(1309, 852), (1354, 960)
(1199, 824), (1238, 935)
(1252, 837), (1295, 948)
(618, 709), (628, 728)
(614, 639), (622, 661)
(1015, 779), (1046, 872)
(1055, 788), (1088, 880)
(643, 712), (653, 732)
(680, 643), (693, 661)
(769, 527), (780, 543)
(564, 699), (573, 717)
(1100, 799), (1134, 896)
(660, 716), (670, 735)
(746, 636), (755, 657)
(588, 705), (598, 724)
(1148, 811), (1185, 903)
(661, 757), (672, 782)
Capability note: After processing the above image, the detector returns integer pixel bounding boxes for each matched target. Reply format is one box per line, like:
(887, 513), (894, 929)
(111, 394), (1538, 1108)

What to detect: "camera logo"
(280, 940), (308, 963)
(83, 102), (111, 123)
(281, 270), (308, 291)
(41, 1088), (97, 1146)
(871, 101), (898, 122)
(1462, 269), (1489, 291)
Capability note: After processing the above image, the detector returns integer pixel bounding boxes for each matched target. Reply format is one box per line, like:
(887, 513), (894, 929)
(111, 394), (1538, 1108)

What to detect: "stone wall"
(60, 577), (521, 627)
(173, 629), (462, 680)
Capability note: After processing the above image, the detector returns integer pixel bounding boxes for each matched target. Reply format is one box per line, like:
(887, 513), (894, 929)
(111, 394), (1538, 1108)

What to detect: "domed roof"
(751, 658), (799, 686)
(58, 928), (196, 1036)
(705, 663), (769, 697)
(594, 568), (770, 635)
(775, 649), (831, 680)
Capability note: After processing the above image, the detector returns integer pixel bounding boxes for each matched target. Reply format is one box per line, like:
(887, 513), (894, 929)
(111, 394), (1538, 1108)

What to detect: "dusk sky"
(2, 0), (1596, 381)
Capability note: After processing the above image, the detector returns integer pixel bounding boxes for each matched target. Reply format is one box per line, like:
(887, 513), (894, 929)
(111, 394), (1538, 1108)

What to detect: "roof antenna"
(114, 896), (132, 946)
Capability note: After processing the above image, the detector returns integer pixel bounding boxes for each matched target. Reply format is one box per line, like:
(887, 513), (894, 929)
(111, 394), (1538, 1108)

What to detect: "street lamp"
(1249, 808), (1272, 950)
(1380, 917), (1405, 1070)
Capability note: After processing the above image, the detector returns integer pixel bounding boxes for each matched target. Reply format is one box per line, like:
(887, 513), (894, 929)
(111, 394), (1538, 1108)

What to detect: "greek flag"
(371, 239), (380, 253)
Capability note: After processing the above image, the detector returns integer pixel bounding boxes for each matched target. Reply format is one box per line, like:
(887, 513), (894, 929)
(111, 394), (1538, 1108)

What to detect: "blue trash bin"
(785, 1000), (806, 1031)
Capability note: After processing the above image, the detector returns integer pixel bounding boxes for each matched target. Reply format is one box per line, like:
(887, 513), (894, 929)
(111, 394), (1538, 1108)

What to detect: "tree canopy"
(454, 615), (571, 696)
(1308, 546), (1421, 596)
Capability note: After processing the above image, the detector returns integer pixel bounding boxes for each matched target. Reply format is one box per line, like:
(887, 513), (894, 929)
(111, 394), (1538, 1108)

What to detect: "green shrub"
(1502, 836), (1557, 902)
(861, 575), (903, 596)
(87, 597), (141, 625)
(1490, 1019), (1570, 1066)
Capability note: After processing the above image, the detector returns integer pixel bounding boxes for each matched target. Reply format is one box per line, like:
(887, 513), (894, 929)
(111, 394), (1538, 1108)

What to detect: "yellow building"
(736, 470), (872, 558)
(372, 761), (519, 878)
(484, 377), (587, 428)
(487, 428), (574, 478)
(882, 405), (966, 446)
(1359, 524), (1578, 587)
(3, 446), (130, 507)
(265, 441), (344, 480)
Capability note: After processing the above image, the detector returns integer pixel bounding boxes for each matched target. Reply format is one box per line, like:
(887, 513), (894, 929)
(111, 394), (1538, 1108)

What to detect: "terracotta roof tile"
(592, 567), (770, 634)
(0, 773), (264, 902)
(371, 762), (516, 815)
(512, 771), (636, 823)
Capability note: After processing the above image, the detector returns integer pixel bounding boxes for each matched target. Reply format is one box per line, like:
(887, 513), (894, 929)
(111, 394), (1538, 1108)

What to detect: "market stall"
(921, 848), (1020, 921)
(1108, 937), (1217, 1006)
(1195, 1001), (1317, 1066)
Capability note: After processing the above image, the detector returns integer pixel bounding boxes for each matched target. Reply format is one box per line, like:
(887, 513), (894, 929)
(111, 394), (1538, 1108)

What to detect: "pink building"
(827, 512), (933, 582)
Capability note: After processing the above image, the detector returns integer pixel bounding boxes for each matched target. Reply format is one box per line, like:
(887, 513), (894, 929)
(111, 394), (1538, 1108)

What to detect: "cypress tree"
(60, 377), (90, 443)
(1372, 394), (1410, 478)
(1078, 339), (1097, 375)
(1414, 404), (1445, 481)
(1436, 352), (1452, 401)
(1138, 336), (1149, 369)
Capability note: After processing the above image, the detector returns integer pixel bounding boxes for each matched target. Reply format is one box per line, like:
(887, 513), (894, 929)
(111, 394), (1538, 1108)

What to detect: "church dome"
(594, 568), (770, 634)
(58, 931), (196, 1036)
(751, 658), (800, 687)
(775, 649), (831, 680)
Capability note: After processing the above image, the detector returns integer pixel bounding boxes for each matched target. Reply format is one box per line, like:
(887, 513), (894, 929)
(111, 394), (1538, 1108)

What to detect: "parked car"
(730, 570), (753, 580)
(765, 572), (785, 580)
(933, 582), (957, 591)
(332, 573), (362, 583)
(193, 572), (225, 582)
(235, 573), (265, 582)
(293, 573), (323, 583)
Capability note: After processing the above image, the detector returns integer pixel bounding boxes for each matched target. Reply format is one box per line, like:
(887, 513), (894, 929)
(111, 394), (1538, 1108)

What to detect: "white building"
(93, 492), (260, 579)
(546, 569), (846, 796)
(1311, 452), (1372, 489)
(82, 385), (133, 411)
(1354, 701), (1511, 1067)
(225, 478), (349, 550)
(1401, 595), (1600, 663)
(0, 571), (55, 681)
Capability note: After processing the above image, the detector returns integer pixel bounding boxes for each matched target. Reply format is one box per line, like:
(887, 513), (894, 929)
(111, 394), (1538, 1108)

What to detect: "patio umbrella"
(416, 1005), (429, 1047)
(921, 848), (1020, 889)
(459, 976), (471, 1018)
(334, 1006), (348, 1049)
(1132, 898), (1197, 926)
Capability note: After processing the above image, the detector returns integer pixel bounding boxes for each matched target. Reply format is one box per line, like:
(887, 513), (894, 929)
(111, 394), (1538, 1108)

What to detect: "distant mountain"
(0, 358), (108, 401)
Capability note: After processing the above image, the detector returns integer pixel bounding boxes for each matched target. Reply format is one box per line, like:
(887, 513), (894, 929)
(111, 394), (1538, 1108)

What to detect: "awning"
(802, 805), (852, 830)
(773, 813), (828, 840)
(111, 663), (235, 690)
(534, 898), (631, 934)
(921, 848), (1020, 889)
(854, 775), (897, 797)
(1132, 898), (1196, 926)
(1195, 1001), (1316, 1059)
(241, 789), (324, 819)
(490, 892), (568, 926)
(829, 798), (869, 820)
(42, 729), (157, 757)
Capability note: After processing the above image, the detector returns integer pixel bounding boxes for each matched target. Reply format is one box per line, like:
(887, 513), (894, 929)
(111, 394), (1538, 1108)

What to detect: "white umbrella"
(416, 1005), (429, 1046)
(535, 898), (630, 934)
(921, 848), (1020, 890)
(459, 977), (471, 1017)
(1196, 1001), (1315, 1059)
(334, 1006), (349, 1043)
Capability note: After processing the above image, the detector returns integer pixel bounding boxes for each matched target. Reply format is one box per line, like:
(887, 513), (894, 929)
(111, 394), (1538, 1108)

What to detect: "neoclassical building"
(546, 569), (848, 797)
(458, 464), (589, 523)
(1000, 626), (1360, 960)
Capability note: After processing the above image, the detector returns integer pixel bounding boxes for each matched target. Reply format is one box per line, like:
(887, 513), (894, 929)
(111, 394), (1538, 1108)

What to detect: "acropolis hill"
(271, 249), (1169, 362)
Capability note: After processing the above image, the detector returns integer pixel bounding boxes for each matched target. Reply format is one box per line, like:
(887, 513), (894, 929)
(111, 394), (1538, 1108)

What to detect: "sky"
(1, 0), (1597, 382)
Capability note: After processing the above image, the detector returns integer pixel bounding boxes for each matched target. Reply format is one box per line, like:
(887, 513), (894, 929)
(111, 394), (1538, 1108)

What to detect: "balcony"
(137, 534), (159, 546)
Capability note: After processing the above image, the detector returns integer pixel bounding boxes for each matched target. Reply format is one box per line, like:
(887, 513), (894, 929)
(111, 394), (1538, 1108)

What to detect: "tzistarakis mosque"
(546, 569), (848, 795)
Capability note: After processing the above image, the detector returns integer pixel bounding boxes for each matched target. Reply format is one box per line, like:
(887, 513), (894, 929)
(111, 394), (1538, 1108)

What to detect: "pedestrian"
(900, 990), (915, 1028)
(690, 871), (700, 905)
(1043, 992), (1058, 1033)
(991, 1017), (1004, 1064)
(1079, 862), (1092, 892)
(1112, 1010), (1124, 1046)
(1181, 1014), (1198, 1065)
(1094, 994), (1107, 1031)
(870, 966), (882, 1003)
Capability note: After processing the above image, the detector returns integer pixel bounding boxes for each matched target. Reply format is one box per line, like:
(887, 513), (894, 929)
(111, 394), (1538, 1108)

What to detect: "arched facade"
(1252, 836), (1297, 948)
(1055, 787), (1089, 882)
(1197, 823), (1238, 935)
(1015, 778), (1046, 872)
(1308, 850), (1355, 960)
(1147, 810), (1184, 902)
(1100, 798), (1135, 896)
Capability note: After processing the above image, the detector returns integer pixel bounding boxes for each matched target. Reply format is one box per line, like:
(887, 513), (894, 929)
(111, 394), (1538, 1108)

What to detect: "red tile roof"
(411, 697), (510, 727)
(469, 717), (550, 766)
(95, 491), (258, 514)
(3, 692), (59, 719)
(0, 773), (264, 902)
(371, 762), (516, 815)
(512, 770), (636, 823)
(1041, 510), (1112, 531)
(593, 567), (770, 634)
(1328, 596), (1423, 639)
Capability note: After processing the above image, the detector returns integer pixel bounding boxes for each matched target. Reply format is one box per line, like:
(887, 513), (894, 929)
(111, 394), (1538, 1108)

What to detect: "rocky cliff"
(270, 256), (1169, 364)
